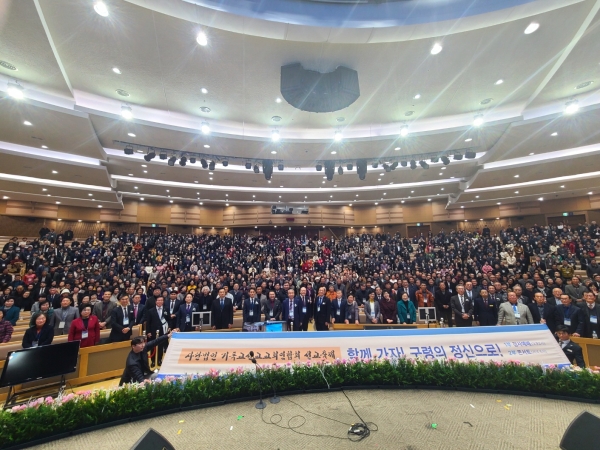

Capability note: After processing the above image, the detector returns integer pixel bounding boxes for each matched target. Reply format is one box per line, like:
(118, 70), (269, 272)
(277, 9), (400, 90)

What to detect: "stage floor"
(29, 389), (600, 450)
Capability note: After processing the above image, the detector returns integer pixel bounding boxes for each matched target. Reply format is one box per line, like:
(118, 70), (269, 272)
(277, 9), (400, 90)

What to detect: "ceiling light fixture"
(524, 22), (540, 34)
(473, 114), (484, 127)
(275, 98), (282, 103)
(93, 0), (109, 17)
(271, 150), (277, 155)
(112, 67), (121, 74)
(414, 94), (421, 99)
(495, 79), (504, 85)
(551, 132), (558, 137)
(465, 138), (472, 142)
(564, 99), (579, 115)
(41, 145), (48, 149)
(538, 197), (544, 201)
(120, 105), (133, 120)
(196, 31), (208, 46)
(430, 43), (443, 55)
(7, 82), (24, 99)
(23, 121), (32, 126)
(200, 122), (210, 134)
(334, 130), (343, 141)
(399, 124), (409, 137)
(127, 132), (136, 137)
(271, 129), (280, 142)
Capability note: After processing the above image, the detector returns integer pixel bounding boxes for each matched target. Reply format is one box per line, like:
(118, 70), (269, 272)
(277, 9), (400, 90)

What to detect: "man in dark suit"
(282, 288), (297, 331)
(166, 290), (182, 330)
(243, 288), (262, 324)
(556, 325), (586, 367)
(331, 290), (346, 326)
(119, 332), (172, 385)
(145, 296), (170, 365)
(528, 292), (562, 334)
(110, 295), (134, 342)
(131, 293), (146, 327)
(557, 294), (584, 336)
(211, 287), (234, 330)
(295, 286), (312, 331)
(263, 289), (282, 321)
(473, 289), (498, 326)
(313, 286), (332, 331)
(231, 283), (244, 310)
(451, 285), (473, 327)
(579, 292), (600, 338)
(47, 287), (61, 310)
(178, 294), (200, 332)
(434, 281), (453, 327)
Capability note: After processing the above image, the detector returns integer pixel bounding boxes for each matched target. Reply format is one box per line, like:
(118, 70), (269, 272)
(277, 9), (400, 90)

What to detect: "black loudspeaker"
(130, 428), (175, 450)
(280, 63), (360, 113)
(560, 411), (600, 450)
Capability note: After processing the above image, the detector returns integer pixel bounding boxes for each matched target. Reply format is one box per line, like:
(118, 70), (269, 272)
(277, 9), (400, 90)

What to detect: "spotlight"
(159, 151), (168, 160)
(168, 156), (177, 167)
(222, 160), (229, 167)
(565, 100), (580, 115)
(253, 164), (260, 174)
(277, 163), (284, 171)
(201, 158), (208, 169)
(401, 161), (408, 167)
(391, 161), (398, 170)
(324, 161), (335, 181)
(465, 151), (476, 159)
(189, 157), (196, 164)
(410, 160), (417, 170)
(419, 160), (429, 169)
(441, 156), (450, 165)
(454, 153), (463, 161)
(263, 160), (273, 180)
(338, 166), (344, 175)
(430, 156), (439, 163)
(200, 122), (210, 135)
(383, 164), (391, 172)
(124, 145), (134, 155)
(316, 164), (323, 172)
(179, 156), (187, 166)
(120, 105), (133, 120)
(346, 163), (353, 171)
(245, 162), (252, 169)
(271, 130), (280, 142)
(6, 82), (24, 99)
(372, 162), (379, 169)
(400, 125), (409, 137)
(473, 114), (484, 127)
(357, 160), (367, 180)
(208, 161), (215, 171)
(144, 153), (153, 162)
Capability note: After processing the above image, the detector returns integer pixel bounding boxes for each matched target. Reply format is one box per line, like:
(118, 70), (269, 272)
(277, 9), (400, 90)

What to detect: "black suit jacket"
(557, 304), (584, 335)
(313, 296), (332, 326)
(119, 334), (169, 385)
(262, 299), (282, 321)
(177, 302), (200, 331)
(561, 341), (586, 367)
(22, 325), (54, 348)
(473, 297), (498, 326)
(145, 306), (170, 339)
(110, 306), (134, 342)
(434, 289), (452, 309)
(331, 298), (346, 323)
(211, 297), (234, 329)
(131, 303), (146, 326)
(578, 303), (600, 338)
(450, 295), (474, 326)
(527, 303), (562, 334)
(165, 299), (183, 329)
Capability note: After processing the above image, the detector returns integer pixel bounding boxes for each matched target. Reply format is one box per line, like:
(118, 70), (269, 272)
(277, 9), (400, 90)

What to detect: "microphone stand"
(249, 351), (280, 405)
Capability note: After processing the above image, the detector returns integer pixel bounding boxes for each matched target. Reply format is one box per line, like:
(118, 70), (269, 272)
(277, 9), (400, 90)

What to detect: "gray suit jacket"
(92, 301), (117, 329)
(51, 306), (80, 335)
(364, 300), (380, 323)
(565, 284), (588, 302)
(497, 302), (533, 325)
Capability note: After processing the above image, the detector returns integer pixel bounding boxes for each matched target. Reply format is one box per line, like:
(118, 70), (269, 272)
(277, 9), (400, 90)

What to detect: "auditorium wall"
(0, 195), (598, 238)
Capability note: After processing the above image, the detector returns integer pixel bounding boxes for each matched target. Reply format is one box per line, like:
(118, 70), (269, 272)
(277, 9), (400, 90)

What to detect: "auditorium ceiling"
(1, 0), (600, 211)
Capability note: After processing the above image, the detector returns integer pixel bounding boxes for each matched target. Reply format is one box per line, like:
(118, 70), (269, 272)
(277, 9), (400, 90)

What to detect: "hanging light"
(121, 105), (133, 120)
(271, 129), (280, 142)
(399, 124), (409, 137)
(200, 122), (210, 135)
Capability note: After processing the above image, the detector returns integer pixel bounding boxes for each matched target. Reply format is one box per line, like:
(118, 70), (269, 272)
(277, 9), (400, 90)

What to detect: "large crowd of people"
(0, 221), (599, 368)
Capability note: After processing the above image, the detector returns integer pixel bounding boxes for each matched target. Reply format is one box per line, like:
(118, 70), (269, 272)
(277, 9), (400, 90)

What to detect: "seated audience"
(0, 309), (14, 343)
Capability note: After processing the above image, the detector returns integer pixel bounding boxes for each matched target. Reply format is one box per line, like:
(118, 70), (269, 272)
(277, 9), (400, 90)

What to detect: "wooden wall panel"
(402, 203), (432, 223)
(100, 200), (138, 223)
(57, 206), (100, 221)
(137, 202), (171, 224)
(499, 202), (542, 217)
(5, 201), (57, 219)
(590, 195), (600, 210)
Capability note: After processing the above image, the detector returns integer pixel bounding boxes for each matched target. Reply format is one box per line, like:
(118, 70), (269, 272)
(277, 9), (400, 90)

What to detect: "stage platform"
(28, 389), (600, 450)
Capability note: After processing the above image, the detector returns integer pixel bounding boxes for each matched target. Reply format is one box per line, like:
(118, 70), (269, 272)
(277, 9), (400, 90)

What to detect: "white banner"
(158, 325), (570, 377)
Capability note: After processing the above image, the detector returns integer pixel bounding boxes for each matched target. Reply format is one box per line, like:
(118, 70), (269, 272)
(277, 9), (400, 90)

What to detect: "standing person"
(416, 284), (434, 308)
(178, 293), (201, 332)
(314, 286), (331, 331)
(528, 292), (561, 334)
(22, 314), (54, 348)
(556, 325), (586, 367)
(331, 290), (346, 326)
(119, 331), (172, 385)
(51, 296), (80, 336)
(68, 304), (100, 348)
(93, 291), (117, 330)
(364, 291), (380, 324)
(397, 292), (416, 325)
(282, 288), (297, 331)
(243, 288), (262, 326)
(344, 294), (360, 325)
(557, 293), (584, 336)
(110, 295), (134, 342)
(473, 289), (498, 327)
(166, 291), (182, 331)
(0, 309), (14, 343)
(145, 296), (170, 365)
(211, 288), (233, 330)
(380, 291), (397, 324)
(497, 292), (533, 326)
(451, 285), (474, 327)
(262, 289), (282, 321)
(434, 281), (453, 327)
(294, 287), (311, 331)
(579, 291), (600, 339)
(131, 293), (146, 327)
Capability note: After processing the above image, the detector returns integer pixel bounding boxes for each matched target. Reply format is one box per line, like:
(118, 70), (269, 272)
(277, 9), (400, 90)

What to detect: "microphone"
(249, 351), (280, 404)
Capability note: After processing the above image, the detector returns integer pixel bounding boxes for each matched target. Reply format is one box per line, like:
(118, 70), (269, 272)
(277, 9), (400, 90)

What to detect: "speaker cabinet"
(560, 411), (600, 450)
(130, 428), (175, 450)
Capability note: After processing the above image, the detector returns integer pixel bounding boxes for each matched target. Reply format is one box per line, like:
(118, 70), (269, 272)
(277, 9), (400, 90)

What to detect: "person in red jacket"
(68, 304), (100, 348)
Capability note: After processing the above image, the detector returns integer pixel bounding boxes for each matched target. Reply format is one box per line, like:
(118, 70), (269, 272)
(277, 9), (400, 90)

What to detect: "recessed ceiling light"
(143, 170), (147, 173)
(430, 43), (443, 55)
(93, 0), (109, 17)
(576, 81), (594, 90)
(588, 192), (593, 195)
(23, 121), (32, 126)
(529, 152), (535, 156)
(450, 177), (455, 179)
(461, 206), (464, 208)
(52, 170), (58, 174)
(524, 22), (540, 34)
(322, 181), (325, 183)
(538, 197), (544, 201)
(98, 205), (102, 208)
(334, 130), (343, 141)
(441, 167), (446, 170)
(441, 188), (444, 191)
(271, 150), (277, 154)
(560, 185), (565, 188)
(88, 193), (93, 196)
(275, 98), (282, 103)
(331, 151), (337, 155)
(413, 94), (421, 100)
(41, 145), (48, 149)
(201, 88), (208, 94)
(134, 186), (138, 189)
(209, 177), (213, 180)
(112, 67), (121, 74)
(166, 189), (170, 192)
(475, 195), (480, 198)
(203, 144), (210, 149)
(427, 198), (432, 202)
(439, 173), (443, 175)
(410, 190), (414, 193)
(394, 147), (401, 151)
(375, 202), (378, 205)
(209, 172), (214, 175)
(55, 201), (60, 204)
(515, 191), (519, 194)
(226, 203), (229, 206)
(7, 82), (24, 99)
(465, 138), (472, 142)
(514, 174), (519, 178)
(200, 106), (211, 113)
(127, 133), (137, 138)
(128, 173), (133, 176)
(0, 61), (17, 71)
(268, 180), (271, 183)
(2, 196), (8, 200)
(196, 31), (208, 46)
(47, 194), (51, 196)
(140, 197), (144, 201)
(377, 178), (381, 181)
(495, 79), (504, 85)
(497, 202), (501, 205)
(199, 202), (203, 205)
(399, 125), (409, 137)
(42, 188), (47, 192)
(551, 132), (558, 137)
(473, 115), (484, 127)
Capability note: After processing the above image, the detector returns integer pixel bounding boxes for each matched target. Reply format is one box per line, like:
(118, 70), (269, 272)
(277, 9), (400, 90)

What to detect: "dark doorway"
(140, 226), (167, 234)
(407, 225), (431, 239)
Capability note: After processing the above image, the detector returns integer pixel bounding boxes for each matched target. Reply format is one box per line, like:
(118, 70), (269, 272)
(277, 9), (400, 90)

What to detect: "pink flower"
(305, 360), (312, 367)
(44, 396), (54, 405)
